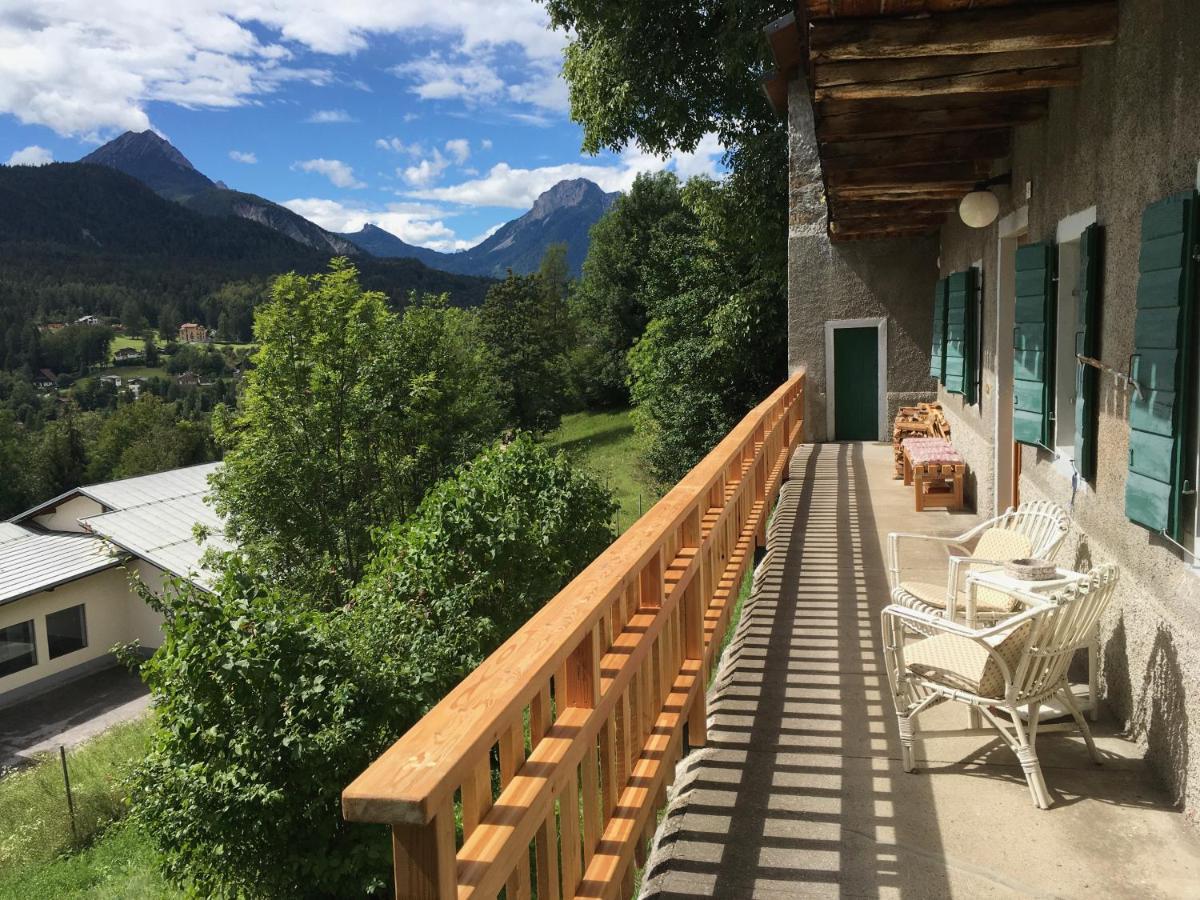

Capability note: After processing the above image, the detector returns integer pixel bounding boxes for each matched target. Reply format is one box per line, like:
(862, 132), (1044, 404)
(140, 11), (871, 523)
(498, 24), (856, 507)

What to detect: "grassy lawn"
(545, 408), (659, 533)
(0, 716), (177, 899)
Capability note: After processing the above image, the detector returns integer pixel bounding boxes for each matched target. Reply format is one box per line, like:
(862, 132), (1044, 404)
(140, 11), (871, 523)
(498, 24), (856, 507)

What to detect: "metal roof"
(10, 462), (221, 523)
(0, 527), (120, 606)
(77, 463), (227, 587)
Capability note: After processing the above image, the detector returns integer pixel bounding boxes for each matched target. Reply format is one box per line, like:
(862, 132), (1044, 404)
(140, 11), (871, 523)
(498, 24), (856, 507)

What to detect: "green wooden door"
(834, 326), (879, 440)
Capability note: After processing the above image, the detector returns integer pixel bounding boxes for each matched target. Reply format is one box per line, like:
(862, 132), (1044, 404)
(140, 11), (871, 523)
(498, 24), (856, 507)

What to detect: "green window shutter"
(1073, 224), (1102, 482)
(1126, 191), (1198, 541)
(944, 269), (978, 403)
(930, 278), (948, 382)
(1013, 242), (1057, 447)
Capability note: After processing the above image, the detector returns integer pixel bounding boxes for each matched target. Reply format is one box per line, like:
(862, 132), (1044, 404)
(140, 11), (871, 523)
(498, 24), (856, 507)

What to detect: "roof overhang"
(764, 0), (1118, 240)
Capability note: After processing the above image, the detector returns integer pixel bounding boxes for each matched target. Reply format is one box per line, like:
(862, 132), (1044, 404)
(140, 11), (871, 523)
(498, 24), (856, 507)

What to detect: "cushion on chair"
(897, 580), (951, 609)
(968, 528), (1034, 614)
(904, 621), (1032, 699)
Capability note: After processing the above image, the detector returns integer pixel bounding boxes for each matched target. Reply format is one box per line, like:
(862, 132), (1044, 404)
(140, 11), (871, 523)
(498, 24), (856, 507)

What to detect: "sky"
(0, 1), (724, 251)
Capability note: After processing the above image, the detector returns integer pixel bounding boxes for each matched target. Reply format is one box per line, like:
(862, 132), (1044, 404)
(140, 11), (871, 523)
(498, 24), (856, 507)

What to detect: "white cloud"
(408, 134), (727, 208)
(293, 158), (365, 189)
(481, 139), (493, 150)
(376, 137), (423, 156)
(0, 2), (564, 137)
(228, 149), (257, 164)
(305, 108), (354, 124)
(282, 196), (477, 251)
(394, 51), (568, 118)
(6, 145), (53, 166)
(402, 149), (449, 187)
(394, 56), (505, 103)
(444, 139), (470, 164)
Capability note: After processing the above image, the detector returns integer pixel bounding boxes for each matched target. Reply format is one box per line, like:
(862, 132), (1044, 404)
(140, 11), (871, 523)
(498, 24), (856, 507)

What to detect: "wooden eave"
(781, 0), (1117, 241)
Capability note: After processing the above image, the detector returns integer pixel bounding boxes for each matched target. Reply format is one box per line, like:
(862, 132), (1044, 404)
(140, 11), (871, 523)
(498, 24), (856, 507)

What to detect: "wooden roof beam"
(817, 93), (1048, 140)
(829, 199), (957, 220)
(813, 48), (1081, 101)
(808, 1), (1118, 62)
(826, 159), (991, 190)
(829, 186), (973, 201)
(821, 128), (1010, 171)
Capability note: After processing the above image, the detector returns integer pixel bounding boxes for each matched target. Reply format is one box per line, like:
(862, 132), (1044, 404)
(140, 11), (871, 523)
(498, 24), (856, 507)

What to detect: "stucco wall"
(32, 494), (105, 533)
(935, 0), (1200, 816)
(0, 565), (131, 697)
(0, 560), (166, 704)
(787, 78), (939, 441)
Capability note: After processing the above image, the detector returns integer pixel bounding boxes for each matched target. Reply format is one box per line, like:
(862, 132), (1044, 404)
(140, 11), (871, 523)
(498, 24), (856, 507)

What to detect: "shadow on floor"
(640, 442), (1200, 899)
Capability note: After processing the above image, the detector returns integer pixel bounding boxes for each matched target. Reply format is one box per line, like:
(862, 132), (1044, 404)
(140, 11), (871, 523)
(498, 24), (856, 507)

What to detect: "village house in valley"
(0, 464), (224, 707)
(177, 322), (208, 343)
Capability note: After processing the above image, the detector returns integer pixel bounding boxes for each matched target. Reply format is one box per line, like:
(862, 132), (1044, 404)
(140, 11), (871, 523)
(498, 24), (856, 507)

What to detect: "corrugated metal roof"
(82, 462), (221, 511)
(0, 527), (120, 606)
(78, 463), (227, 587)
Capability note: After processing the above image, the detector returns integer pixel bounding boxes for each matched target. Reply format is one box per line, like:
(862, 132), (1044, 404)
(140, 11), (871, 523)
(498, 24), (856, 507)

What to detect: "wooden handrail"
(343, 370), (806, 899)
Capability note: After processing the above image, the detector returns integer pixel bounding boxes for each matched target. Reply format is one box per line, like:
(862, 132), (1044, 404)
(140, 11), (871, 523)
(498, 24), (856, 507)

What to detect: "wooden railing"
(343, 370), (806, 899)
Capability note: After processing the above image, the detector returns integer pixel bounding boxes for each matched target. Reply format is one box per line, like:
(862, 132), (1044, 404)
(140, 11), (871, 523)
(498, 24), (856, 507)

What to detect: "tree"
(570, 171), (690, 406)
(158, 304), (181, 343)
(30, 413), (88, 498)
(211, 260), (503, 603)
(543, 0), (789, 163)
(350, 434), (619, 707)
(134, 435), (617, 898)
(478, 248), (574, 432)
(627, 177), (787, 484)
(85, 396), (212, 484)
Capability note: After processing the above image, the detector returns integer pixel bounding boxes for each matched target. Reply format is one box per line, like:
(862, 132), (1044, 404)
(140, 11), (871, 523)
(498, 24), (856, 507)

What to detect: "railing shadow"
(641, 442), (952, 897)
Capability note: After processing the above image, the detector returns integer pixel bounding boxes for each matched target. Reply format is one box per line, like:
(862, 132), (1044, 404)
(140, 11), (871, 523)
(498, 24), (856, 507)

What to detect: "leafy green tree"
(134, 436), (616, 898)
(30, 413), (88, 498)
(349, 434), (618, 710)
(212, 260), (503, 603)
(628, 177), (786, 484)
(543, 0), (789, 170)
(85, 396), (212, 483)
(570, 171), (690, 406)
(478, 249), (574, 432)
(0, 412), (33, 516)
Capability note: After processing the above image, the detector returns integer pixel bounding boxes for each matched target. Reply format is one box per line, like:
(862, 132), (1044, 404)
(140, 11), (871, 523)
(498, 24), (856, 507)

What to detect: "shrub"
(134, 436), (617, 897)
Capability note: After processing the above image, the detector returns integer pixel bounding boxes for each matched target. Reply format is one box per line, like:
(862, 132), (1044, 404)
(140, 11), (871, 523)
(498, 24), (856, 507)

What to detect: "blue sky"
(0, 2), (722, 250)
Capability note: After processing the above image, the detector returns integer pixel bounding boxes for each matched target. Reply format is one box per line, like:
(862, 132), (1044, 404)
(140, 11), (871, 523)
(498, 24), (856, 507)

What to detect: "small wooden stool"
(901, 437), (966, 511)
(911, 461), (966, 511)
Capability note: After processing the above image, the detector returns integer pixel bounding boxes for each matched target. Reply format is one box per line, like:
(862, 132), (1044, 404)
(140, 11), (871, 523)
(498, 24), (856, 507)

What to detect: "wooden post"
(565, 626), (600, 710)
(392, 803), (456, 900)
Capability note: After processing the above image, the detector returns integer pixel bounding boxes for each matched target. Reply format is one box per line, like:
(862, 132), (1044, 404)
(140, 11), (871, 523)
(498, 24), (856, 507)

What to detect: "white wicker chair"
(887, 500), (1070, 625)
(882, 565), (1119, 809)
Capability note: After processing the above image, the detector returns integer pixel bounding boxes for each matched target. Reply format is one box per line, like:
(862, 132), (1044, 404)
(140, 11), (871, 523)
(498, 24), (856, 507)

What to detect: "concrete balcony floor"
(641, 442), (1200, 899)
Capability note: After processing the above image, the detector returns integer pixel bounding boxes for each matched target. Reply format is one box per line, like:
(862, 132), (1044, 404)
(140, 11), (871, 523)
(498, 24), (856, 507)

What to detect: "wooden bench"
(901, 437), (966, 511)
(891, 403), (949, 479)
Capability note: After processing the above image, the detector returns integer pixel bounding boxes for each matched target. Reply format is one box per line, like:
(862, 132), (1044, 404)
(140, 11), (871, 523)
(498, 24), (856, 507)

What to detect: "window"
(1051, 207), (1098, 481)
(46, 604), (87, 659)
(0, 620), (37, 677)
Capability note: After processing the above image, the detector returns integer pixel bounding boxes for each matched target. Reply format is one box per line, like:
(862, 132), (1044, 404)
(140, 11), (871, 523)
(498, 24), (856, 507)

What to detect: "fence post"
(59, 745), (77, 844)
(392, 802), (456, 900)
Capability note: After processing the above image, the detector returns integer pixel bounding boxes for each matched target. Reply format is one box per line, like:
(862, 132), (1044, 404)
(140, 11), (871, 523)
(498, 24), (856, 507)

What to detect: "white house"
(0, 463), (225, 707)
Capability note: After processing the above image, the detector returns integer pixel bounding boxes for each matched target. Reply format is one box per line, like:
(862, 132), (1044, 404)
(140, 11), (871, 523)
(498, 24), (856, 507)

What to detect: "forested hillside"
(0, 163), (492, 367)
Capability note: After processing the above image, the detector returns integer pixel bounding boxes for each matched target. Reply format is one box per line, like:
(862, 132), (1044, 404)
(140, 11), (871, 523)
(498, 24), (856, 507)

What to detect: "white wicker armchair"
(888, 500), (1070, 625)
(882, 565), (1119, 809)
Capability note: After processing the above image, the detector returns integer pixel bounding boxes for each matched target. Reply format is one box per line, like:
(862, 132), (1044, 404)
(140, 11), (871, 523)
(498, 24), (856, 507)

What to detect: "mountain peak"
(529, 178), (612, 220)
(81, 130), (213, 200)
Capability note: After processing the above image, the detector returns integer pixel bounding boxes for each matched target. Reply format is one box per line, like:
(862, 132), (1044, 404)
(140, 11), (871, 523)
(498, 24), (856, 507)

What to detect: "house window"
(0, 620), (37, 677)
(1053, 207), (1098, 480)
(46, 604), (88, 659)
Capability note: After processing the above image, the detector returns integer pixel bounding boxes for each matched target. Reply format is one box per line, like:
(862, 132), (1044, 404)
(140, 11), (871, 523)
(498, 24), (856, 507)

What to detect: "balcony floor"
(641, 442), (1200, 899)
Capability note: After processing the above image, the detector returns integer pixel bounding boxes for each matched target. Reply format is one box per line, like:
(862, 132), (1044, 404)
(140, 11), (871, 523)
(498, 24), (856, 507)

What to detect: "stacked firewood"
(891, 403), (950, 478)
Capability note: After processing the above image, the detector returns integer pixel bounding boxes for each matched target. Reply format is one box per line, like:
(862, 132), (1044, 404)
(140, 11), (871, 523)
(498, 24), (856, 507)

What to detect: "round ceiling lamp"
(958, 174), (1011, 229)
(959, 189), (1001, 228)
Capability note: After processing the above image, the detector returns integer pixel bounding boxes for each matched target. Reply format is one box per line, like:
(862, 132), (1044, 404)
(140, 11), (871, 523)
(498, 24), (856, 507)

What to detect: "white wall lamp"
(959, 174), (1012, 229)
